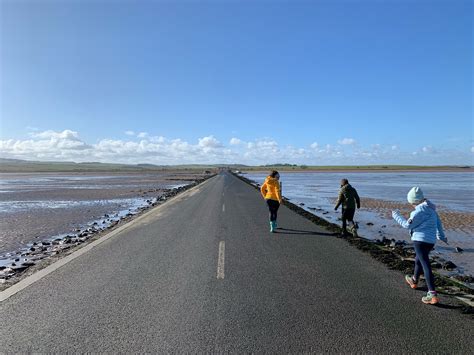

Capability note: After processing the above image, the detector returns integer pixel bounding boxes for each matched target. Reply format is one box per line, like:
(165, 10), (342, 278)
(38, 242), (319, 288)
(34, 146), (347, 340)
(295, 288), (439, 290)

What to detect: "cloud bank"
(0, 130), (472, 166)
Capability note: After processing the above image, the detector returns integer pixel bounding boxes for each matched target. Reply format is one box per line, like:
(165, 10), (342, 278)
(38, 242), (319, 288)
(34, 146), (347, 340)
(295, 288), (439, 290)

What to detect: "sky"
(0, 0), (472, 165)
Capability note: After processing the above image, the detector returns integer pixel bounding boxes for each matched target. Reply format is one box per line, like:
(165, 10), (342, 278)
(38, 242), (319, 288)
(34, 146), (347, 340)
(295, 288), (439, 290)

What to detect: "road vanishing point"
(0, 172), (472, 353)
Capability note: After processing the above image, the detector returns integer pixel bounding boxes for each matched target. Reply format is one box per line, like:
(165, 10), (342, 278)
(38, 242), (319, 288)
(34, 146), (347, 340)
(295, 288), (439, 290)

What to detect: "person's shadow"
(275, 227), (337, 236)
(434, 303), (472, 313)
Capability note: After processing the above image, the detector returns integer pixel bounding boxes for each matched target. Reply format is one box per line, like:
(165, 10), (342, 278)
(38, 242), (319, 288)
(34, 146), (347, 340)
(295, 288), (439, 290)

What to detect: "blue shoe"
(270, 221), (276, 233)
(422, 291), (439, 305)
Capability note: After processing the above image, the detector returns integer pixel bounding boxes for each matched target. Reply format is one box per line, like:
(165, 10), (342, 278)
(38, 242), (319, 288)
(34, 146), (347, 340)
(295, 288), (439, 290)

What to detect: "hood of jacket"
(417, 199), (436, 211)
(265, 176), (279, 185)
(341, 184), (354, 193)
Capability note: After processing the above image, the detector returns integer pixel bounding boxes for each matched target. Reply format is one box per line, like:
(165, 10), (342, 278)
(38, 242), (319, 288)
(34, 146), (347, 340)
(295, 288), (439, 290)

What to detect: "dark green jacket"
(335, 184), (360, 210)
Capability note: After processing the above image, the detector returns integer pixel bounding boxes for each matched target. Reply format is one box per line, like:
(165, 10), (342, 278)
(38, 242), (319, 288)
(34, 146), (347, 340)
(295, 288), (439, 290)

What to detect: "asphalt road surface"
(1, 172), (472, 353)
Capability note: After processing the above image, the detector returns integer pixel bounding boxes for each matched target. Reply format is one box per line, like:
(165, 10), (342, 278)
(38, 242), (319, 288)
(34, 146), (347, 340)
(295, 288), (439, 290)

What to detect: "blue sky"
(0, 0), (472, 165)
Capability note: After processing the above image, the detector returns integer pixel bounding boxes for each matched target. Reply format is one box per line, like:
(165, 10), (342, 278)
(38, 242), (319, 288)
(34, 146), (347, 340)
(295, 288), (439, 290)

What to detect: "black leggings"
(266, 199), (280, 221)
(413, 241), (435, 291)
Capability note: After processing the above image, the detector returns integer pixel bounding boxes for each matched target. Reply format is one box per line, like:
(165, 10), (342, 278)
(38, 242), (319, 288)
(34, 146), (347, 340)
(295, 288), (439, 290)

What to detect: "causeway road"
(0, 172), (472, 352)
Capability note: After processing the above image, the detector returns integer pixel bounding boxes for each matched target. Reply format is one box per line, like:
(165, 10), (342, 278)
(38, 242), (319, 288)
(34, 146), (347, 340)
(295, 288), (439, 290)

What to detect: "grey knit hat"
(407, 187), (424, 204)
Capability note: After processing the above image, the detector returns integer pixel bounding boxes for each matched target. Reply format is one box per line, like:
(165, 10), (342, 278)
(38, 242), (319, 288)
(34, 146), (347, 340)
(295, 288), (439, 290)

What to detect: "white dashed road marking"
(217, 241), (225, 280)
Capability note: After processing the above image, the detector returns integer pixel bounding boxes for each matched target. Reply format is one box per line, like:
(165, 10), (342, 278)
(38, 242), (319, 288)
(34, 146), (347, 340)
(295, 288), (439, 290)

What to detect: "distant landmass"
(0, 158), (471, 173)
(0, 158), (248, 172)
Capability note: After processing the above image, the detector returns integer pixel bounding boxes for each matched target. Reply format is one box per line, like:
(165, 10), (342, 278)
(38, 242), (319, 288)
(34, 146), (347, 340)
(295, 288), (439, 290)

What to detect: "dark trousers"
(341, 207), (356, 231)
(266, 199), (280, 222)
(413, 241), (435, 291)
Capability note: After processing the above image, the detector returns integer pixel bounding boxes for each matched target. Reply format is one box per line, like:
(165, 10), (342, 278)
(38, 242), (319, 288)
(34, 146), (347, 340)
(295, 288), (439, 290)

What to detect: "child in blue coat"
(392, 187), (448, 305)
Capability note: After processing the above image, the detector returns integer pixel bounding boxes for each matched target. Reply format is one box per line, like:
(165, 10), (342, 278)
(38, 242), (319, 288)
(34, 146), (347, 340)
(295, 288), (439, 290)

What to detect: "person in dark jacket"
(334, 179), (360, 236)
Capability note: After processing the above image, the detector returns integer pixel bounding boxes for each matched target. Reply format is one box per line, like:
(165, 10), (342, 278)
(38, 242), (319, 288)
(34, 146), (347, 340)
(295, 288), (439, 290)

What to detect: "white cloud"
(230, 138), (242, 145)
(1, 130), (473, 166)
(338, 138), (356, 145)
(137, 132), (148, 138)
(32, 129), (81, 140)
(242, 139), (280, 161)
(125, 130), (135, 136)
(0, 130), (91, 160)
(255, 140), (278, 149)
(149, 136), (166, 143)
(198, 136), (222, 148)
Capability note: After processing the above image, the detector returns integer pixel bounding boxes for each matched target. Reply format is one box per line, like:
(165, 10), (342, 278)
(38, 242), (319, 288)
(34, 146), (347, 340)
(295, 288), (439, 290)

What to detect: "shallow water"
(0, 172), (196, 256)
(246, 171), (474, 276)
(250, 171), (473, 212)
(0, 174), (187, 193)
(0, 198), (136, 213)
(0, 196), (158, 268)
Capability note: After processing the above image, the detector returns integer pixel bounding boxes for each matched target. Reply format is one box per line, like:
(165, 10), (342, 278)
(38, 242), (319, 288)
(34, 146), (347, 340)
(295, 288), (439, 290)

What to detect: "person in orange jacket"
(260, 170), (282, 233)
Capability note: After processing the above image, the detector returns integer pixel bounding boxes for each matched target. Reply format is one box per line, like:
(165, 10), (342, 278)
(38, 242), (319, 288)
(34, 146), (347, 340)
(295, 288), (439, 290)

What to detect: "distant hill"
(0, 158), (470, 173)
(0, 158), (219, 172)
(241, 164), (473, 172)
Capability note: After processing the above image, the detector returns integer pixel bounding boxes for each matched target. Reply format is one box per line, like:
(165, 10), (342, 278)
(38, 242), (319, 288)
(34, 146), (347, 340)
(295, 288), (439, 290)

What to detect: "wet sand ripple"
(361, 198), (474, 233)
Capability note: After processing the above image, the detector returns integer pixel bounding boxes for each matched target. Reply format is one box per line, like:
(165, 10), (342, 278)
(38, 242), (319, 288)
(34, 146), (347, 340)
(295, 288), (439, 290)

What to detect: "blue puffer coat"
(392, 200), (447, 244)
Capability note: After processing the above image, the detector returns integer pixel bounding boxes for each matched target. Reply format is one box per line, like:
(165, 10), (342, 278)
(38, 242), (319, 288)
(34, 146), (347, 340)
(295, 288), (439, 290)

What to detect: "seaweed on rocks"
(454, 275), (474, 284)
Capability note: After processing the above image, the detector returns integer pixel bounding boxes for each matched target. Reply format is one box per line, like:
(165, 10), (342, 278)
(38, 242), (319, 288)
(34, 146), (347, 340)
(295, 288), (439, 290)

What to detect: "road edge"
(230, 171), (474, 315)
(0, 174), (217, 302)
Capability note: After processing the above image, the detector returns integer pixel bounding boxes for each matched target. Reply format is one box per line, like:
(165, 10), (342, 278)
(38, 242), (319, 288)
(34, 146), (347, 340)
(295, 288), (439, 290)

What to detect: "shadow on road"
(434, 303), (472, 313)
(275, 228), (337, 237)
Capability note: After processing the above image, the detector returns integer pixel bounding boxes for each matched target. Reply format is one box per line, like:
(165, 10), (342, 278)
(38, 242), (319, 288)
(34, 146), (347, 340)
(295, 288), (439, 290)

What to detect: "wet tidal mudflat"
(0, 171), (212, 282)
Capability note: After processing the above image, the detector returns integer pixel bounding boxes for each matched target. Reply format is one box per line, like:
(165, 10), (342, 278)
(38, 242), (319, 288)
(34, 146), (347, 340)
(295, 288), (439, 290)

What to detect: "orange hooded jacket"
(260, 176), (282, 203)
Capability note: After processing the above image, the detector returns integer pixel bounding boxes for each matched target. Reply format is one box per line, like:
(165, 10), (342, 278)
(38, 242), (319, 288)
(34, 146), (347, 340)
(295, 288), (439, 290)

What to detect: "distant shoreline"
(0, 169), (213, 175)
(0, 158), (472, 173)
(241, 167), (473, 173)
(1, 168), (471, 174)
